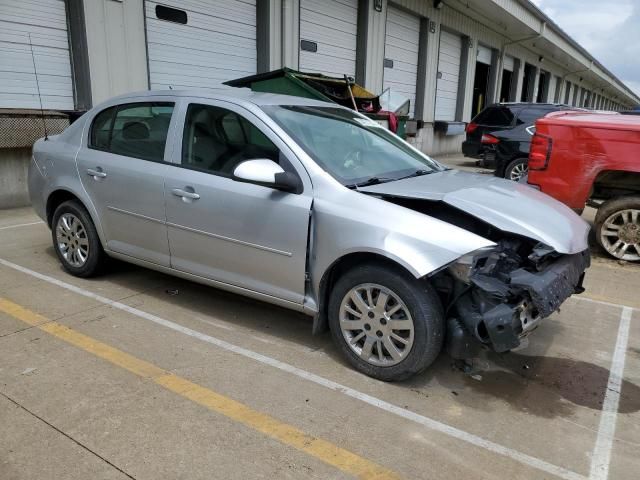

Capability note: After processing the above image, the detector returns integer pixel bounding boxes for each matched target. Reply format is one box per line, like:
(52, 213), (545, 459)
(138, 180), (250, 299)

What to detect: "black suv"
(462, 103), (574, 181)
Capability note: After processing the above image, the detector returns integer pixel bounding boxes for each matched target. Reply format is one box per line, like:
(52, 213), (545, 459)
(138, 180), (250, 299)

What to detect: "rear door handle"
(86, 168), (107, 179)
(171, 188), (200, 200)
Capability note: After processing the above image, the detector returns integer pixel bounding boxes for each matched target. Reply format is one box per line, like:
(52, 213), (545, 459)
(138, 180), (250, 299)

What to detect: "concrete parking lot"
(1, 203), (639, 480)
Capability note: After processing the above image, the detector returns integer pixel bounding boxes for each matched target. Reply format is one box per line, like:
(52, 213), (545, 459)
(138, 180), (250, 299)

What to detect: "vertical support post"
(281, 0), (300, 70)
(65, 0), (92, 110)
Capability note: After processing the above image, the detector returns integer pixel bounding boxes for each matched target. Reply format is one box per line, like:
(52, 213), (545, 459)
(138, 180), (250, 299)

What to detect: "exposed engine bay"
(378, 196), (591, 358)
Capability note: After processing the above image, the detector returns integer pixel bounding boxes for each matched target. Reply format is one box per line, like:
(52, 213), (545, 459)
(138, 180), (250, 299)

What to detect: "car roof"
(492, 102), (574, 109)
(106, 88), (334, 108)
(538, 111), (640, 131)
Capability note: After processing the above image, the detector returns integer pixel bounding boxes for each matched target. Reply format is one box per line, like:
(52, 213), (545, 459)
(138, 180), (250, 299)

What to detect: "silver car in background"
(29, 90), (590, 381)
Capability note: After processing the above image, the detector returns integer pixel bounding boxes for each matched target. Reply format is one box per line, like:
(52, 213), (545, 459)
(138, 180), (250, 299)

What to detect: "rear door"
(163, 100), (313, 305)
(77, 101), (176, 266)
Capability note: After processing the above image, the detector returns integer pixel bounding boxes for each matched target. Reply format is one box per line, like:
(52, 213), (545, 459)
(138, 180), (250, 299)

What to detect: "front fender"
(309, 192), (495, 304)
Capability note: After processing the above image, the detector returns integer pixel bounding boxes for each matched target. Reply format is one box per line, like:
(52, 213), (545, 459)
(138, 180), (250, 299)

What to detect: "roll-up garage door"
(435, 30), (462, 122)
(476, 44), (491, 65)
(299, 0), (358, 78)
(503, 55), (515, 72)
(383, 6), (420, 118)
(145, 0), (256, 92)
(0, 0), (74, 110)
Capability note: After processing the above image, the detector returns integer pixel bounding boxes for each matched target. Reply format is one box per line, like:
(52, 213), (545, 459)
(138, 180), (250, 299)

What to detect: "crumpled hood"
(359, 169), (590, 254)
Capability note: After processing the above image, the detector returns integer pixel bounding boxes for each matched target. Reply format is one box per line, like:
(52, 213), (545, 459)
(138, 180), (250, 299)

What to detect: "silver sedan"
(29, 90), (590, 381)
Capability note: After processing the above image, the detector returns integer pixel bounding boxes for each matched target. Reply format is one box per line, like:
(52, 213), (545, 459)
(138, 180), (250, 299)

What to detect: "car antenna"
(28, 33), (48, 141)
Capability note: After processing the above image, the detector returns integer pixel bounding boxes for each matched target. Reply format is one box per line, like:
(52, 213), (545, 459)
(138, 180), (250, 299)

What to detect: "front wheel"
(595, 196), (640, 262)
(504, 158), (528, 182)
(328, 263), (444, 381)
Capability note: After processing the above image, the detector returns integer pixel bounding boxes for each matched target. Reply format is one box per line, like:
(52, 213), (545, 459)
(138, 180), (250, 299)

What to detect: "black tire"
(51, 200), (107, 277)
(328, 263), (445, 381)
(504, 158), (528, 181)
(594, 196), (640, 262)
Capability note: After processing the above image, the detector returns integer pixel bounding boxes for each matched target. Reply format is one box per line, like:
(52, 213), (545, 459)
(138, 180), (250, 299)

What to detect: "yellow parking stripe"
(0, 298), (400, 480)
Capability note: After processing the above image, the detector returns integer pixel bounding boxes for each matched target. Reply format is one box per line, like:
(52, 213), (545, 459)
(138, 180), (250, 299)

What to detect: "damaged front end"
(437, 240), (590, 359)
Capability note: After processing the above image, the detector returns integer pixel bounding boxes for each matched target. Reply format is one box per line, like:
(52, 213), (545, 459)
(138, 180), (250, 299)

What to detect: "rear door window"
(473, 106), (516, 127)
(89, 102), (175, 162)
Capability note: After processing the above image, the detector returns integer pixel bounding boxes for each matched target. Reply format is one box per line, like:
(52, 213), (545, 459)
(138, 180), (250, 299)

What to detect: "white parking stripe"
(589, 307), (633, 480)
(0, 221), (43, 231)
(573, 296), (638, 311)
(0, 257), (589, 480)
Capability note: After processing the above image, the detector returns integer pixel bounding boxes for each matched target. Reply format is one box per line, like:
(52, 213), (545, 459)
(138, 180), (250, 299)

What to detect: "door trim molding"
(106, 206), (165, 224)
(167, 222), (293, 257)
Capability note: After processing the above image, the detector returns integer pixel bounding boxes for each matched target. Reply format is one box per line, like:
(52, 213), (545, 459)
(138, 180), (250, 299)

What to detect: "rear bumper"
(28, 155), (47, 223)
(447, 249), (590, 358)
(462, 140), (482, 158)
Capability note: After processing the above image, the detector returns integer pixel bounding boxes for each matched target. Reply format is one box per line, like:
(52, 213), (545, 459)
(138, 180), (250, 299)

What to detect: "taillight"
(529, 133), (553, 170)
(466, 122), (478, 134)
(481, 134), (500, 145)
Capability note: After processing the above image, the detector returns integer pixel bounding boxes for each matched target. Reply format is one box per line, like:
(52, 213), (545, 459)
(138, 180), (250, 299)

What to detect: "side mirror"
(232, 159), (301, 193)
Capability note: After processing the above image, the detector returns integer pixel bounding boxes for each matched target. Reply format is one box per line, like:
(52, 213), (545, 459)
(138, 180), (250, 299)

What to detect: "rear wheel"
(504, 158), (528, 182)
(595, 196), (640, 261)
(328, 263), (444, 381)
(52, 200), (107, 276)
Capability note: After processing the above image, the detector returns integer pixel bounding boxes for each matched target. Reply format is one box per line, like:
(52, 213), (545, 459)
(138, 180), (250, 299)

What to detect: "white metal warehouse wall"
(299, 0), (358, 78)
(0, 0), (74, 110)
(1, 0), (636, 154)
(382, 5), (420, 118)
(144, 0), (257, 92)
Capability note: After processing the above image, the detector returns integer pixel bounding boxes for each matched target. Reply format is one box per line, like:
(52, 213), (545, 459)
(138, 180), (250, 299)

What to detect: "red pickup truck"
(528, 111), (640, 262)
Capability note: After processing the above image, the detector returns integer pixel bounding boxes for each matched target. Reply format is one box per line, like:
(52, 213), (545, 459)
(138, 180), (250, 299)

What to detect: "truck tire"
(51, 200), (108, 277)
(595, 196), (640, 262)
(328, 263), (444, 381)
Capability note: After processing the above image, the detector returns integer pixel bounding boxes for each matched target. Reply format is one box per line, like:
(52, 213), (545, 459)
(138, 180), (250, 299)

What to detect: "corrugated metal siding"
(435, 30), (462, 121)
(383, 6), (420, 117)
(0, 0), (74, 110)
(503, 55), (515, 72)
(145, 0), (256, 91)
(299, 0), (358, 77)
(476, 45), (491, 65)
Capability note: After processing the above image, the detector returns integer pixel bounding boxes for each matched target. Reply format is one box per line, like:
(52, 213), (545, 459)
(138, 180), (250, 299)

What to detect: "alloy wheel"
(599, 209), (640, 261)
(509, 162), (528, 181)
(55, 213), (90, 267)
(339, 283), (414, 367)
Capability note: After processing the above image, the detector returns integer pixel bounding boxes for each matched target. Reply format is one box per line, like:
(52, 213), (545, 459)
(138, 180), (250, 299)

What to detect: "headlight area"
(432, 241), (591, 360)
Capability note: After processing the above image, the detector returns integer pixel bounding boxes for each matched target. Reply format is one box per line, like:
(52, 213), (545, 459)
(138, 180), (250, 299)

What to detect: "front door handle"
(86, 168), (107, 179)
(171, 188), (200, 200)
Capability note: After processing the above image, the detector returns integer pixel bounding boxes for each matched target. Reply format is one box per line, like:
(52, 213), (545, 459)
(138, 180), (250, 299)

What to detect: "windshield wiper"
(345, 176), (394, 189)
(396, 169), (433, 181)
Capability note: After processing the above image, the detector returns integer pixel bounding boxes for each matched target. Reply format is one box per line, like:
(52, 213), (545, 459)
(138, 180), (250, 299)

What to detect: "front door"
(164, 102), (312, 304)
(77, 101), (176, 266)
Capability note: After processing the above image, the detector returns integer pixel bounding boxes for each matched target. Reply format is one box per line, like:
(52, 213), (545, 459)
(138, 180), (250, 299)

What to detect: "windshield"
(262, 106), (446, 186)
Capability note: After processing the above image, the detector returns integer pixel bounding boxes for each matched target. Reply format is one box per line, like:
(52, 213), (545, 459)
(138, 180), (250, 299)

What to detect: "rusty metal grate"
(0, 109), (70, 149)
